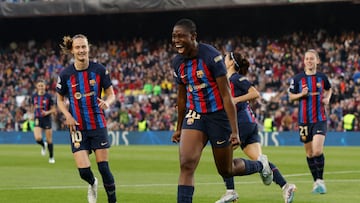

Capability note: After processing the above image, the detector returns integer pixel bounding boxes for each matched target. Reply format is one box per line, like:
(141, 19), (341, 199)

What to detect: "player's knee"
(98, 161), (114, 184)
(78, 167), (93, 182)
(179, 158), (197, 172)
(98, 161), (110, 174)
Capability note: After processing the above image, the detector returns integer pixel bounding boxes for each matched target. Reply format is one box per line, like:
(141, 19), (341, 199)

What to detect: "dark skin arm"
(172, 83), (187, 143)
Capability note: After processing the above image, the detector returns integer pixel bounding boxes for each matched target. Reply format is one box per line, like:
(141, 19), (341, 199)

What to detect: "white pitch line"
(0, 171), (359, 191)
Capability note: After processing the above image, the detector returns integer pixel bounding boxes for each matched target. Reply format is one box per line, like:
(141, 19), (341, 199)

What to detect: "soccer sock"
(314, 154), (325, 180)
(241, 158), (263, 175)
(223, 177), (235, 190)
(47, 143), (53, 158)
(36, 140), (45, 147)
(269, 162), (286, 188)
(306, 157), (317, 181)
(177, 185), (194, 203)
(78, 167), (95, 185)
(98, 161), (116, 203)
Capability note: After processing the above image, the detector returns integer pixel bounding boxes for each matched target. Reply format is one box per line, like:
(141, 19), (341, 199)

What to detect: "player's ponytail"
(231, 52), (250, 75)
(59, 35), (73, 55)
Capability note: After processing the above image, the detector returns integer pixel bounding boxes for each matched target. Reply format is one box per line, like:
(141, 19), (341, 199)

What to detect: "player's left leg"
(95, 149), (117, 203)
(45, 128), (54, 163)
(33, 126), (46, 156)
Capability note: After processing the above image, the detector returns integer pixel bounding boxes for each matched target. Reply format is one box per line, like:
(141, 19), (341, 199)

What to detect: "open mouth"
(175, 44), (185, 54)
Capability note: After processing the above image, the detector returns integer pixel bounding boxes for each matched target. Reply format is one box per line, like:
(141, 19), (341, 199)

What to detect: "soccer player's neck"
(74, 60), (89, 71)
(305, 68), (316, 75)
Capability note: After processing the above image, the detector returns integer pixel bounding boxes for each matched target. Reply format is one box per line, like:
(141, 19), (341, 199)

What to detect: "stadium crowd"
(0, 29), (359, 132)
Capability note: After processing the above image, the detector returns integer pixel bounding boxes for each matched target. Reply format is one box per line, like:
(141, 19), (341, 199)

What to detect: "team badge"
(74, 92), (82, 99)
(301, 135), (306, 142)
(316, 82), (322, 88)
(187, 118), (194, 125)
(74, 142), (80, 149)
(89, 79), (96, 86)
(196, 70), (204, 78)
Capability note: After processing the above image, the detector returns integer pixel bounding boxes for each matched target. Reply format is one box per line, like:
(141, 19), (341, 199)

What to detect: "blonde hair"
(59, 34), (88, 55)
(305, 49), (320, 64)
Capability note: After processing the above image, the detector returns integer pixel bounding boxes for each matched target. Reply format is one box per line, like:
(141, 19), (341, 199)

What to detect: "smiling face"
(36, 81), (46, 95)
(304, 50), (320, 74)
(71, 37), (89, 63)
(172, 25), (197, 58)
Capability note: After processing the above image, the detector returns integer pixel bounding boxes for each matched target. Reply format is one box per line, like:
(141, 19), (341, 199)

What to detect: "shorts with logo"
(181, 109), (232, 148)
(298, 121), (327, 143)
(238, 122), (260, 150)
(69, 128), (110, 153)
(34, 116), (52, 129)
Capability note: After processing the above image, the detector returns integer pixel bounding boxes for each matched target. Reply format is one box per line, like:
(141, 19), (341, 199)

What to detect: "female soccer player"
(31, 79), (56, 163)
(216, 52), (296, 203)
(289, 49), (332, 194)
(171, 18), (273, 203)
(57, 34), (117, 203)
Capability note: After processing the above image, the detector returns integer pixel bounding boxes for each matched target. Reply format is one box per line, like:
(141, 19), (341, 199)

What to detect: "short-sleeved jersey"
(289, 71), (331, 124)
(229, 73), (256, 123)
(31, 93), (54, 118)
(172, 43), (226, 113)
(56, 62), (112, 130)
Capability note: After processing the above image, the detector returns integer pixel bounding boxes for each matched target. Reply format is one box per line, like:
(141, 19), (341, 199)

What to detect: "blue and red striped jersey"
(56, 62), (112, 130)
(229, 73), (256, 123)
(31, 93), (54, 118)
(172, 43), (226, 113)
(289, 71), (331, 124)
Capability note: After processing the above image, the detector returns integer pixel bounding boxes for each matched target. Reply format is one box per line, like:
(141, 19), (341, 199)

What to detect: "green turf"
(0, 144), (359, 203)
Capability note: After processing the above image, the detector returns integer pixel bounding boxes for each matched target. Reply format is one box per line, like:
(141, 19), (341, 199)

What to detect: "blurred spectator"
(1, 29), (360, 132)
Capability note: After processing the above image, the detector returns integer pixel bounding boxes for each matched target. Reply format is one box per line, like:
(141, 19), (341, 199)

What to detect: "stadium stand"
(0, 1), (359, 132)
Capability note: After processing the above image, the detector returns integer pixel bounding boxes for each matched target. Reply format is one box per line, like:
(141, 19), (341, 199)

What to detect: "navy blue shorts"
(181, 109), (232, 148)
(34, 117), (52, 129)
(69, 128), (110, 153)
(238, 122), (260, 149)
(298, 121), (327, 143)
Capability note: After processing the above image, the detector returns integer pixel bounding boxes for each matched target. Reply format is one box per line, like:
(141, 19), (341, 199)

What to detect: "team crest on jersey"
(316, 82), (322, 88)
(74, 142), (80, 149)
(74, 92), (82, 99)
(187, 118), (194, 125)
(89, 79), (96, 86)
(301, 135), (306, 142)
(196, 70), (204, 78)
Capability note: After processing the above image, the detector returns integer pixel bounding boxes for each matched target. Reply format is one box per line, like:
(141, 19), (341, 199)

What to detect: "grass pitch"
(0, 144), (359, 203)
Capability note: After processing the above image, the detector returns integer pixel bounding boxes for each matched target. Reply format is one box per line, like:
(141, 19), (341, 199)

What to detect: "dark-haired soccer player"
(171, 18), (273, 203)
(31, 79), (56, 163)
(216, 52), (296, 203)
(289, 49), (332, 194)
(57, 34), (117, 203)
